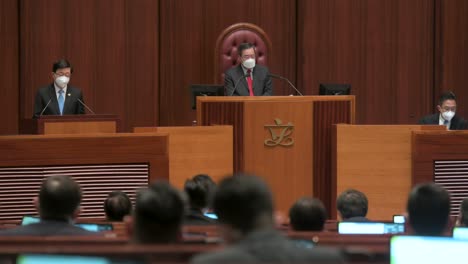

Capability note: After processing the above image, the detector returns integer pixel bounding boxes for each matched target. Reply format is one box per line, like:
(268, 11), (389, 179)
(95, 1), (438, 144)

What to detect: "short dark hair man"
(289, 197), (327, 231)
(407, 183), (450, 236)
(457, 198), (468, 227)
(0, 175), (96, 236)
(33, 59), (86, 118)
(104, 191), (132, 222)
(419, 91), (467, 130)
(184, 177), (216, 225)
(191, 174), (343, 264)
(336, 189), (369, 222)
(130, 181), (185, 244)
(224, 42), (273, 96)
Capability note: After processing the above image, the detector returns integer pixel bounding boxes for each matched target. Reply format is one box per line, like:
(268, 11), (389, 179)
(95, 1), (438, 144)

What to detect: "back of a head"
(134, 181), (184, 244)
(459, 198), (468, 226)
(336, 189), (368, 220)
(407, 183), (450, 236)
(289, 197), (327, 231)
(184, 178), (209, 210)
(213, 174), (274, 234)
(438, 91), (456, 106)
(39, 175), (81, 221)
(104, 191), (132, 221)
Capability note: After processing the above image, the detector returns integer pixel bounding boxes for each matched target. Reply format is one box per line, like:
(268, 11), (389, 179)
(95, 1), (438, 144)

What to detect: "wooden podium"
(20, 114), (119, 134)
(197, 96), (355, 212)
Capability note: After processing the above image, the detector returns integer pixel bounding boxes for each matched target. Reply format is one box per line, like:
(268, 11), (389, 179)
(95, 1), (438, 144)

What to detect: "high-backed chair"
(214, 23), (272, 84)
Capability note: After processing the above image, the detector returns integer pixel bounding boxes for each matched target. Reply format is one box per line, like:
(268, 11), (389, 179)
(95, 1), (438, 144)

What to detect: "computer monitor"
(21, 216), (113, 232)
(319, 83), (351, 95)
(17, 254), (111, 264)
(191, 84), (224, 109)
(391, 236), (468, 264)
(453, 227), (468, 239)
(338, 222), (405, 234)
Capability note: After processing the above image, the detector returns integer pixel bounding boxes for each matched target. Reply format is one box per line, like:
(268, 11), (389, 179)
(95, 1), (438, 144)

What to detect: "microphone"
(229, 73), (250, 96)
(77, 98), (96, 114)
(38, 98), (52, 117)
(268, 73), (303, 96)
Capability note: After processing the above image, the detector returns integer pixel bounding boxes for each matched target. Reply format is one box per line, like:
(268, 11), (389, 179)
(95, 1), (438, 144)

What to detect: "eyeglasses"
(442, 107), (456, 112)
(54, 72), (71, 77)
(241, 54), (255, 60)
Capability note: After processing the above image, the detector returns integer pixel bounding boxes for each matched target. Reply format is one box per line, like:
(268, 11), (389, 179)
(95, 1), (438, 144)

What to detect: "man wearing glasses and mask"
(33, 59), (85, 118)
(419, 91), (467, 130)
(224, 42), (273, 96)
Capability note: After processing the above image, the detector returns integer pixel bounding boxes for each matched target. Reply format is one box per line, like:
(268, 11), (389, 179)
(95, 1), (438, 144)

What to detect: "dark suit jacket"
(342, 216), (370, 222)
(184, 209), (217, 226)
(0, 220), (99, 236)
(191, 229), (344, 264)
(224, 64), (273, 96)
(33, 84), (85, 118)
(419, 113), (467, 130)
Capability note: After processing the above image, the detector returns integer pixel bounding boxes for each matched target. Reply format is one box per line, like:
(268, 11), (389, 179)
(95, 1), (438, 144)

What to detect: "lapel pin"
(67, 93), (71, 97)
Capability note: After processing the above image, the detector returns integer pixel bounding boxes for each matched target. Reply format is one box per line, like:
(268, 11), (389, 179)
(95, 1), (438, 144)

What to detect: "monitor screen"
(319, 83), (351, 95)
(190, 84), (224, 109)
(391, 236), (468, 264)
(17, 254), (110, 264)
(203, 212), (218, 220)
(393, 215), (406, 224)
(338, 222), (405, 234)
(21, 216), (113, 232)
(453, 227), (468, 239)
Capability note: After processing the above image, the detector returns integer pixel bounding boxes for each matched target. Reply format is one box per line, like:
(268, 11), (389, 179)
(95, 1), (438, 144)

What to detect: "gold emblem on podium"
(264, 118), (294, 147)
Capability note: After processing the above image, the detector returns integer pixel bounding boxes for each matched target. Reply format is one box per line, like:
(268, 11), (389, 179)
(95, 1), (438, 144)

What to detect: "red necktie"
(246, 69), (254, 96)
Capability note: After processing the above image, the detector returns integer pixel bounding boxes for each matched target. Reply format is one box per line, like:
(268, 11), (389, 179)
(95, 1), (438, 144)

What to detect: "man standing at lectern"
(33, 59), (85, 118)
(225, 43), (273, 96)
(419, 91), (467, 130)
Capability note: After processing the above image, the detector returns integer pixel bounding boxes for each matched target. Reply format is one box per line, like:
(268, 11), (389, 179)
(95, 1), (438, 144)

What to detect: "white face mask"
(55, 76), (70, 88)
(442, 111), (455, 122)
(242, 58), (256, 69)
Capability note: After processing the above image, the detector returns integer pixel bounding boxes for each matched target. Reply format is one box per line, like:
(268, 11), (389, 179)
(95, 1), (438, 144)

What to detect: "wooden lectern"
(20, 114), (119, 134)
(197, 96), (355, 212)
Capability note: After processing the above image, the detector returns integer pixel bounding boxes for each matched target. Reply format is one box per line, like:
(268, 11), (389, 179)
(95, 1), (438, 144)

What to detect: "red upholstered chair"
(214, 23), (272, 84)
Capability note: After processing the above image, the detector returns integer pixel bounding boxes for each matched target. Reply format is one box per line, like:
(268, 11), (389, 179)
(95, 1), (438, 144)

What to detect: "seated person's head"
(131, 181), (185, 244)
(213, 174), (274, 242)
(407, 183), (450, 236)
(104, 191), (132, 221)
(37, 175), (81, 221)
(185, 174), (216, 211)
(336, 189), (368, 221)
(289, 197), (326, 231)
(458, 198), (468, 227)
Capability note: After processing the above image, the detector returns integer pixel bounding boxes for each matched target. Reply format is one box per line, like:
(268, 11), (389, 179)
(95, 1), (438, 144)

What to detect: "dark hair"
(289, 197), (327, 231)
(52, 59), (73, 73)
(184, 179), (208, 210)
(213, 174), (273, 234)
(336, 189), (368, 220)
(237, 42), (256, 57)
(407, 183), (450, 236)
(459, 198), (468, 227)
(192, 174), (216, 208)
(104, 191), (132, 221)
(39, 175), (81, 221)
(133, 181), (185, 244)
(438, 91), (456, 106)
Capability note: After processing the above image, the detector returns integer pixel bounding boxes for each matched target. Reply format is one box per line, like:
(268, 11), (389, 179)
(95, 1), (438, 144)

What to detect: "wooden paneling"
(159, 0), (297, 126)
(0, 0), (19, 135)
(19, 0), (159, 132)
(436, 0), (468, 121)
(297, 0), (434, 125)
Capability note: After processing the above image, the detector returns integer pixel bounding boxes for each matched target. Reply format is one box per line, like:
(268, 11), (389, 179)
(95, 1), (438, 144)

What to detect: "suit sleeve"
(262, 69), (273, 96)
(33, 89), (44, 118)
(224, 71), (236, 96)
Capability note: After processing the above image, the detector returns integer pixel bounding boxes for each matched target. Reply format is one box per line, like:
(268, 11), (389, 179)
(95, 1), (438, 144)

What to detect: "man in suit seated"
(336, 189), (370, 222)
(289, 197), (327, 231)
(33, 59), (85, 118)
(419, 91), (467, 130)
(407, 183), (450, 236)
(191, 174), (344, 264)
(224, 42), (273, 96)
(184, 176), (217, 225)
(456, 197), (468, 227)
(128, 181), (185, 244)
(0, 175), (97, 236)
(104, 191), (132, 222)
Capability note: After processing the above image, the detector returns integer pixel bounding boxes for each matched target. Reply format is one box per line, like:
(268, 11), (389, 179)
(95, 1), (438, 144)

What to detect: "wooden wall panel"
(297, 0), (434, 125)
(0, 0), (19, 135)
(19, 0), (159, 132)
(159, 0), (297, 126)
(436, 0), (468, 121)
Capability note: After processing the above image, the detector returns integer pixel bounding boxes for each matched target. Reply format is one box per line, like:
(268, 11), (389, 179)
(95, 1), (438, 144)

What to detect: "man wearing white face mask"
(224, 42), (273, 96)
(33, 59), (85, 118)
(419, 91), (467, 130)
